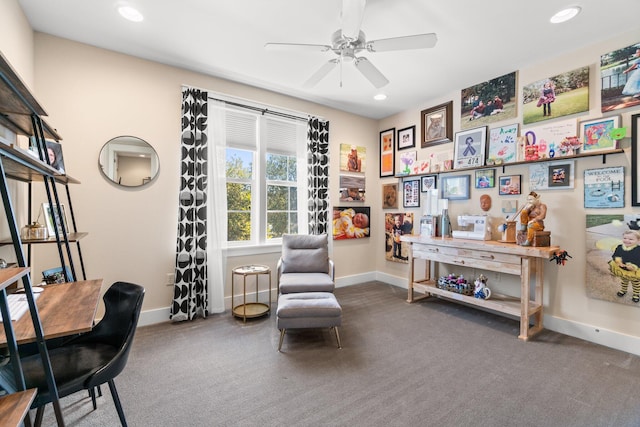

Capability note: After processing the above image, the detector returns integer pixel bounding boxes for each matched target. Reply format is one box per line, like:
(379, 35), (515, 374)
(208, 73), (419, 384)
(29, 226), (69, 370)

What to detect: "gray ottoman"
(276, 292), (342, 351)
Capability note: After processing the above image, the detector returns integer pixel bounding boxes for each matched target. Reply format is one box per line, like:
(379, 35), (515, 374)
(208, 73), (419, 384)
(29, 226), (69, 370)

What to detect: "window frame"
(223, 107), (307, 250)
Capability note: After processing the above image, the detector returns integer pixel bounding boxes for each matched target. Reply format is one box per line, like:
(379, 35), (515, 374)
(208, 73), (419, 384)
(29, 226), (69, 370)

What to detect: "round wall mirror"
(99, 136), (159, 187)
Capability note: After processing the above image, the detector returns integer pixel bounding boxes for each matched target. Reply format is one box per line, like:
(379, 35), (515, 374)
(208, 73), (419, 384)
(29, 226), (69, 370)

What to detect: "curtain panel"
(307, 117), (330, 235)
(171, 87), (209, 321)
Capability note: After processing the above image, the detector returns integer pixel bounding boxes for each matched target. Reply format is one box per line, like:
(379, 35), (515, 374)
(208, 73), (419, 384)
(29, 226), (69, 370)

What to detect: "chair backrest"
(81, 281), (145, 387)
(280, 234), (330, 274)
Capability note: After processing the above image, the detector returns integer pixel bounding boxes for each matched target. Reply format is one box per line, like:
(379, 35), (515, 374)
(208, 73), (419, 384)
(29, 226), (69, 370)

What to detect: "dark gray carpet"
(36, 282), (640, 426)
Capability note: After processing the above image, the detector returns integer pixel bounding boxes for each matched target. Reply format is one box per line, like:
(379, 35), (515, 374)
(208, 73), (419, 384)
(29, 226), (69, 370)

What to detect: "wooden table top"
(0, 389), (36, 427)
(0, 279), (103, 346)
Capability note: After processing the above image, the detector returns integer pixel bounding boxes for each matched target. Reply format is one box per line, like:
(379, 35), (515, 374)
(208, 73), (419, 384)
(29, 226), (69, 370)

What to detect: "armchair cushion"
(278, 272), (335, 294)
(281, 234), (329, 274)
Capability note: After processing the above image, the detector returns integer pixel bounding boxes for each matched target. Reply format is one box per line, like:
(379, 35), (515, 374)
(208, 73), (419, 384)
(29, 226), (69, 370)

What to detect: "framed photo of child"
(45, 140), (65, 173)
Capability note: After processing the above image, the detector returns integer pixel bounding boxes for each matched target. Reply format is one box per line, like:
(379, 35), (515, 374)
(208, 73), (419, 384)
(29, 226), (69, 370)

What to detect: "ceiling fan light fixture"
(550, 6), (581, 24)
(373, 93), (387, 101)
(118, 5), (144, 22)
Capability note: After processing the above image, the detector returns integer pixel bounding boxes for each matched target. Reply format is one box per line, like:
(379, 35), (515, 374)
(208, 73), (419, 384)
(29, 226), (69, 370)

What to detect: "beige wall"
(377, 29), (640, 351)
(0, 0), (34, 86)
(29, 33), (378, 318)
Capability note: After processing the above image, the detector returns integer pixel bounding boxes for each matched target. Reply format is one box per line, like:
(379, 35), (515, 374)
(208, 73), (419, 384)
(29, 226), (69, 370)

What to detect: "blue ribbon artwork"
(462, 136), (476, 156)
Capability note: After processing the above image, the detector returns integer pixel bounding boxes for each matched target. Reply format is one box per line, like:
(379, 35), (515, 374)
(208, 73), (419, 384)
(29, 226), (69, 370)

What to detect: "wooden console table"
(401, 235), (559, 340)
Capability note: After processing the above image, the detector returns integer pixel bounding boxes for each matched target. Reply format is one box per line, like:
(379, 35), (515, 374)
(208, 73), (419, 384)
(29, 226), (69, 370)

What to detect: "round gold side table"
(231, 264), (272, 322)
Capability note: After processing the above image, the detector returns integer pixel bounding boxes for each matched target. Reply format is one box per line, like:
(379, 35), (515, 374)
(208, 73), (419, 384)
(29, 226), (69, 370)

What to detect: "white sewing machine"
(451, 215), (491, 240)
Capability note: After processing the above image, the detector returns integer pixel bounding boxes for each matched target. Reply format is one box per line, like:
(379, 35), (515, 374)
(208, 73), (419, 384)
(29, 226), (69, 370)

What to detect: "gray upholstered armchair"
(277, 234), (335, 294)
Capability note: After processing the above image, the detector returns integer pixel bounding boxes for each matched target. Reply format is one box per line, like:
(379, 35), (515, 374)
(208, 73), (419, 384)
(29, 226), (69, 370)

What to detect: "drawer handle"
(428, 248), (439, 253)
(454, 260), (465, 265)
(480, 255), (495, 260)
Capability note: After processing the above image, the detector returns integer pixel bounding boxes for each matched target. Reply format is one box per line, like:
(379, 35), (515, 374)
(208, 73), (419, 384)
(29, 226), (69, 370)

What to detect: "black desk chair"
(20, 281), (145, 427)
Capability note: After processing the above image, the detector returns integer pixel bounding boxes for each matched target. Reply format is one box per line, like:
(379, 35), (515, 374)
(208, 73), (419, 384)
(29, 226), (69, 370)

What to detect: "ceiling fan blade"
(264, 42), (332, 52)
(341, 0), (366, 40)
(354, 57), (389, 88)
(367, 33), (438, 52)
(303, 59), (339, 88)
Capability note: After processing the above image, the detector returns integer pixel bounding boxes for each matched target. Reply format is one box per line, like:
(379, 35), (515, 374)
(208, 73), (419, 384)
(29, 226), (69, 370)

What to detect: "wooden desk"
(0, 279), (103, 346)
(402, 235), (559, 340)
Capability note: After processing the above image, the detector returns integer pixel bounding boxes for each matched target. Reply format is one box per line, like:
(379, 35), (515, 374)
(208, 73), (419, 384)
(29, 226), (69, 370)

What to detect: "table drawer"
(412, 244), (521, 275)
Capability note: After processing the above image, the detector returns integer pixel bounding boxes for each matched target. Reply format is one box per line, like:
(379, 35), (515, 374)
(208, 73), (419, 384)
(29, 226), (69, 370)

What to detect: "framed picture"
(601, 42), (640, 113)
(460, 71), (518, 130)
(421, 175), (437, 192)
(45, 140), (65, 174)
(41, 203), (69, 236)
(397, 125), (416, 150)
(498, 175), (521, 195)
(379, 128), (395, 177)
(333, 206), (370, 240)
(340, 143), (365, 172)
(529, 160), (575, 191)
(584, 166), (624, 208)
(632, 113), (640, 206)
(453, 126), (487, 169)
(579, 115), (621, 153)
(440, 175), (470, 200)
(339, 174), (366, 202)
(403, 179), (420, 207)
(421, 101), (453, 148)
(487, 123), (519, 164)
(522, 66), (589, 125)
(382, 183), (399, 209)
(475, 169), (495, 189)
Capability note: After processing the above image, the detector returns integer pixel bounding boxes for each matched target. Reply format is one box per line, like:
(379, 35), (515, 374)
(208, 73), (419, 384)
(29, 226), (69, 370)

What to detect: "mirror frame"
(99, 135), (159, 187)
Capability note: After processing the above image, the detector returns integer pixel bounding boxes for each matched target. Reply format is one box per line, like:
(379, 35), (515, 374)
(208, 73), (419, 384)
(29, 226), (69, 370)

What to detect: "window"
(224, 107), (307, 246)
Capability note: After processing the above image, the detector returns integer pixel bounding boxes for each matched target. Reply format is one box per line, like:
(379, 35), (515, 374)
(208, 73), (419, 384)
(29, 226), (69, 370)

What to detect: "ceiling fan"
(264, 0), (437, 89)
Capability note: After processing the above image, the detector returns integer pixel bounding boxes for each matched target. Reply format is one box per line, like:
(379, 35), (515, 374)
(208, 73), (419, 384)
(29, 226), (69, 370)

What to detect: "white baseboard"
(137, 274), (639, 357)
(138, 307), (172, 327)
(543, 316), (640, 356)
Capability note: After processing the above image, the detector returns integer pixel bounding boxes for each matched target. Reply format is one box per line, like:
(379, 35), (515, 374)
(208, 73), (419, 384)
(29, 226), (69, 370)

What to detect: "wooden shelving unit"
(0, 389), (37, 427)
(0, 49), (87, 426)
(395, 148), (625, 179)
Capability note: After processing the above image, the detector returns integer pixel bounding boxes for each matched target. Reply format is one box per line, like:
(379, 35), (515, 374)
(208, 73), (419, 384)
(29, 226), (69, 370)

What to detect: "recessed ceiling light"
(118, 6), (144, 22)
(374, 93), (387, 101)
(550, 6), (581, 24)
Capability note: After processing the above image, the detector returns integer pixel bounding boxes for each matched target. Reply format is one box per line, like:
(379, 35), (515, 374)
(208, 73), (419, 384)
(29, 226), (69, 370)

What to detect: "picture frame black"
(632, 113), (640, 206)
(397, 125), (416, 151)
(421, 101), (453, 148)
(421, 175), (437, 192)
(453, 126), (487, 170)
(402, 179), (420, 207)
(380, 128), (395, 178)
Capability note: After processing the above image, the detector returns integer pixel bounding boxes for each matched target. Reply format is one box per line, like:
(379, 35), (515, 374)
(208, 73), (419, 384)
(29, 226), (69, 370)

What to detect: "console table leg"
(519, 257), (531, 340)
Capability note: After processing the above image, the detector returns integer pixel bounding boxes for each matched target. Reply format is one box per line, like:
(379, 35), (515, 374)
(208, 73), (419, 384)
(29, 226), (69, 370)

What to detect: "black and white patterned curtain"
(307, 117), (330, 235)
(171, 87), (209, 321)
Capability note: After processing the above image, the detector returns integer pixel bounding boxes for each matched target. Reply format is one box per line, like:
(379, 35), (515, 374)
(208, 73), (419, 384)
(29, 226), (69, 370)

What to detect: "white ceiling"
(18, 0), (640, 120)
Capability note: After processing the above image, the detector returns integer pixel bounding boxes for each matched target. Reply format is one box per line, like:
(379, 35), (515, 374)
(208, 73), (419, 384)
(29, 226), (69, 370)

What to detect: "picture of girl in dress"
(609, 229), (640, 303)
(621, 48), (640, 98)
(536, 81), (556, 116)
